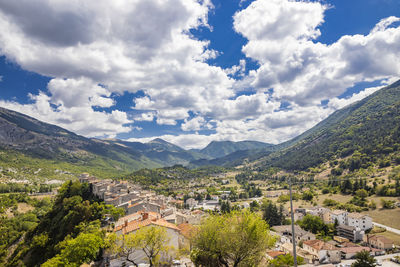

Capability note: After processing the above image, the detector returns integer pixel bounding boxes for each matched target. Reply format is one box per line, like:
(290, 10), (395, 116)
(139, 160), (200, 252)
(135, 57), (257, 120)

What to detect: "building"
(337, 225), (364, 242)
(114, 212), (181, 264)
(272, 225), (315, 244)
(329, 210), (348, 225)
(363, 234), (394, 250)
(303, 240), (341, 264)
(339, 246), (383, 259)
(115, 211), (161, 227)
(347, 213), (373, 231)
(266, 251), (286, 260)
(185, 198), (198, 209)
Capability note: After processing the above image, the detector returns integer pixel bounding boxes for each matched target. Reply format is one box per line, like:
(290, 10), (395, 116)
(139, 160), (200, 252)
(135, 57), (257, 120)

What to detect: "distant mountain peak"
(149, 138), (169, 144)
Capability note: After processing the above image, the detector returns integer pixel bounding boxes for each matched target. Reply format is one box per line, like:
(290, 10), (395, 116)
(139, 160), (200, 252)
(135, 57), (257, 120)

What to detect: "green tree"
(301, 190), (314, 201)
(381, 199), (396, 209)
(269, 254), (305, 267)
(351, 250), (376, 267)
(110, 226), (172, 267)
(356, 189), (368, 200)
(262, 200), (284, 226)
(297, 214), (329, 237)
(42, 231), (105, 267)
(191, 210), (275, 267)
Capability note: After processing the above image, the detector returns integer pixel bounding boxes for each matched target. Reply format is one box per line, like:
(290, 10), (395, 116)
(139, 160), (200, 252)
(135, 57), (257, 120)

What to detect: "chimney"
(142, 212), (149, 220)
(124, 220), (128, 227)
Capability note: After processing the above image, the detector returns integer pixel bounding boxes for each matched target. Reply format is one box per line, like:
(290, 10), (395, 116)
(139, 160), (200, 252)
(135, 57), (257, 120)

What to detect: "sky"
(0, 0), (399, 149)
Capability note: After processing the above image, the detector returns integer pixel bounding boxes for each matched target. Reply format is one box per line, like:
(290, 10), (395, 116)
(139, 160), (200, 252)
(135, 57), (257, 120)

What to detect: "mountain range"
(0, 107), (271, 177)
(1, 79), (400, 178)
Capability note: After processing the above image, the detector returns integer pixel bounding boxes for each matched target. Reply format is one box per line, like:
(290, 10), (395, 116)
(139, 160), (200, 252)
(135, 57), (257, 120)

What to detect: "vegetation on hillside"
(252, 80), (400, 172)
(191, 210), (275, 267)
(6, 181), (123, 267)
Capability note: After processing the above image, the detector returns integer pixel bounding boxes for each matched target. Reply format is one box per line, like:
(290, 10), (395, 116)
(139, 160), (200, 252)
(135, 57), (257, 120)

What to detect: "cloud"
(181, 116), (212, 132)
(234, 0), (400, 108)
(0, 79), (132, 137)
(0, 0), (400, 148)
(48, 77), (114, 108)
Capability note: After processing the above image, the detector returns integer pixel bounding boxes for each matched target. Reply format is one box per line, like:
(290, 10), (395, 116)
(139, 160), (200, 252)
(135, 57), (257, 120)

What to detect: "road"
(373, 222), (400, 235)
(338, 253), (400, 267)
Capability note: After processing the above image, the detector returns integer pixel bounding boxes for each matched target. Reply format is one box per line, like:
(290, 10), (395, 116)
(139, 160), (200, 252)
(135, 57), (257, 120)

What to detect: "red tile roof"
(178, 223), (197, 239)
(267, 251), (286, 259)
(115, 217), (180, 234)
(303, 240), (336, 251)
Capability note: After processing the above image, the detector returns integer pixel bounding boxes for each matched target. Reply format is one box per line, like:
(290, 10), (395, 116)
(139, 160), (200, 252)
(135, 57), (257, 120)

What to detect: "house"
(337, 225), (364, 242)
(114, 212), (181, 264)
(347, 213), (372, 231)
(329, 210), (348, 225)
(307, 207), (331, 223)
(272, 225), (315, 244)
(177, 223), (197, 251)
(185, 198), (198, 208)
(294, 212), (305, 222)
(266, 251), (286, 260)
(303, 240), (341, 264)
(339, 246), (383, 259)
(363, 234), (394, 250)
(115, 211), (161, 227)
(280, 242), (314, 263)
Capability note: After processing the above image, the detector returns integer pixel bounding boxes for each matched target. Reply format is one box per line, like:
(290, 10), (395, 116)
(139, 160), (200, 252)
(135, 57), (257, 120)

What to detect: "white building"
(329, 210), (348, 225)
(185, 198), (198, 209)
(347, 213), (373, 231)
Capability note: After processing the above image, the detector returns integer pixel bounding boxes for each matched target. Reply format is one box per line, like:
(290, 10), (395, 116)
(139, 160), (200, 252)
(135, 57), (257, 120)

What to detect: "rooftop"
(303, 240), (336, 251)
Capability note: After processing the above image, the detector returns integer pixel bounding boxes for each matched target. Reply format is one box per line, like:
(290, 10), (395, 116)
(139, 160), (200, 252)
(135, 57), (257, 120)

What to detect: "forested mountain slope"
(257, 79), (400, 171)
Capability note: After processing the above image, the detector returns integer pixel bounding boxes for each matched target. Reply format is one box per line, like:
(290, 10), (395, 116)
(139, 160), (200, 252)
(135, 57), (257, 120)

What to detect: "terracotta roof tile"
(178, 223), (197, 239)
(115, 217), (180, 234)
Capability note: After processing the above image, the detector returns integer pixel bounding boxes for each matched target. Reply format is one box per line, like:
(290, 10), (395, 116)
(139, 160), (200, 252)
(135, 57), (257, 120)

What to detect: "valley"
(1, 80), (400, 266)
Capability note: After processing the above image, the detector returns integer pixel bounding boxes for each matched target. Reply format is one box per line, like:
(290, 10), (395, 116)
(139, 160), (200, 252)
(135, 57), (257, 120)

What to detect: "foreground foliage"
(191, 210), (275, 267)
(7, 180), (124, 267)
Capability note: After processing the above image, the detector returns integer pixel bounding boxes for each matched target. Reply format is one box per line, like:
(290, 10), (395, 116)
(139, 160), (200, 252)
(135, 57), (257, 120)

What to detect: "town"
(79, 174), (400, 267)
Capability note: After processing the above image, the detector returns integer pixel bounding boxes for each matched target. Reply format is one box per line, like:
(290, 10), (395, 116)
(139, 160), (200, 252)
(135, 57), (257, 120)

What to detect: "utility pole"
(289, 178), (298, 267)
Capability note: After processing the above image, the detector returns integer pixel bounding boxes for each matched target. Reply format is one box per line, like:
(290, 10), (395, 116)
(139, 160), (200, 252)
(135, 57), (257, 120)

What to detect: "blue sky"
(0, 0), (399, 149)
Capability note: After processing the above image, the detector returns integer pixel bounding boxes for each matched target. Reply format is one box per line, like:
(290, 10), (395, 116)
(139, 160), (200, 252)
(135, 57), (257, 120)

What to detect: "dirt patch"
(17, 203), (34, 213)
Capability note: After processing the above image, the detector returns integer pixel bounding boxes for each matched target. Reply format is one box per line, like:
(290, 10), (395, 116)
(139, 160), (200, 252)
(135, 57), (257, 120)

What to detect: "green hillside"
(0, 107), (161, 180)
(199, 140), (273, 159)
(257, 79), (400, 171)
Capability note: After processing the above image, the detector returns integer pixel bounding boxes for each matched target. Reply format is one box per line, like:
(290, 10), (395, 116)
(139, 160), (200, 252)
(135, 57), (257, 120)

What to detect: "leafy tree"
(381, 199), (396, 209)
(269, 254), (305, 267)
(351, 250), (376, 267)
(42, 231), (105, 267)
(301, 190), (314, 201)
(221, 201), (231, 213)
(297, 214), (329, 237)
(110, 226), (172, 267)
(356, 189), (368, 200)
(250, 200), (260, 212)
(191, 210), (275, 267)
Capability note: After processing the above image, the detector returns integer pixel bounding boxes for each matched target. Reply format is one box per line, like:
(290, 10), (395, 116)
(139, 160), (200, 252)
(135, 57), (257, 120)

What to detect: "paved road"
(373, 222), (400, 235)
(339, 253), (400, 266)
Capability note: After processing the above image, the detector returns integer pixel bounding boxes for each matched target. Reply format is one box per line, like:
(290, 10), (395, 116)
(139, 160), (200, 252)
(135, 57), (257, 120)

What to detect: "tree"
(381, 199), (396, 209)
(301, 190), (314, 201)
(351, 250), (376, 267)
(42, 231), (105, 267)
(355, 189), (368, 200)
(262, 200), (285, 226)
(191, 210), (275, 267)
(297, 214), (329, 237)
(109, 226), (172, 267)
(269, 254), (305, 267)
